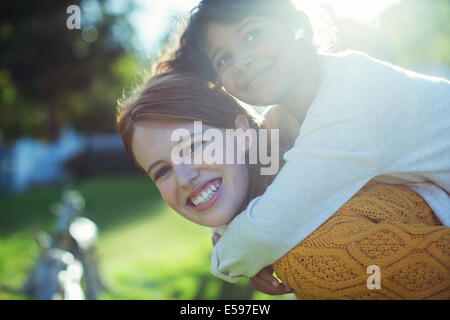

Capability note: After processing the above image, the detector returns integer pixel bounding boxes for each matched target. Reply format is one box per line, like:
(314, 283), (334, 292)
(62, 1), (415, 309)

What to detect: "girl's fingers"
(250, 266), (295, 295)
(212, 233), (221, 246)
(251, 276), (293, 295)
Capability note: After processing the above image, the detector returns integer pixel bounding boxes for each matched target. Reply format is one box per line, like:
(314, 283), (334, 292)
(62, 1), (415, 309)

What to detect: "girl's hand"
(212, 232), (221, 246)
(250, 266), (294, 295)
(212, 233), (293, 295)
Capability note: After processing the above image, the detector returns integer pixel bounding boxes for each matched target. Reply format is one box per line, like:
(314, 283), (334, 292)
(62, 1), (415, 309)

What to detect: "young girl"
(156, 0), (450, 283)
(117, 72), (449, 299)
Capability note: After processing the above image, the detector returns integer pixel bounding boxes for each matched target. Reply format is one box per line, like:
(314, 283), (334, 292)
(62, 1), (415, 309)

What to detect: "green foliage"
(0, 232), (38, 299)
(2, 0), (447, 144)
(380, 0), (450, 68)
(333, 0), (450, 71)
(0, 0), (147, 142)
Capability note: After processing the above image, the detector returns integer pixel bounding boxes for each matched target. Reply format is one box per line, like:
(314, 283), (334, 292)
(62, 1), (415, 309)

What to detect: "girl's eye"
(246, 29), (261, 43)
(216, 55), (231, 71)
(154, 166), (171, 181)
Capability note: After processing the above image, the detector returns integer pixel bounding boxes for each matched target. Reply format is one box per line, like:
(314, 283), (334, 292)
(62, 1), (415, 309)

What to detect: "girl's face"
(131, 119), (250, 227)
(205, 16), (311, 106)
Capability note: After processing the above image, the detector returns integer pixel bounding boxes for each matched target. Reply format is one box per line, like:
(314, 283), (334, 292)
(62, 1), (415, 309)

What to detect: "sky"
(128, 0), (403, 57)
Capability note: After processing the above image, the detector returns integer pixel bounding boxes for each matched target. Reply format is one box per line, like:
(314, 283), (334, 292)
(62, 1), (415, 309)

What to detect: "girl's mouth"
(246, 65), (273, 90)
(187, 178), (222, 212)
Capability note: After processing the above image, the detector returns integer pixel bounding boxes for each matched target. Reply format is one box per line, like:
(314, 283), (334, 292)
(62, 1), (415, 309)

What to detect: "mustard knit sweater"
(272, 182), (450, 299)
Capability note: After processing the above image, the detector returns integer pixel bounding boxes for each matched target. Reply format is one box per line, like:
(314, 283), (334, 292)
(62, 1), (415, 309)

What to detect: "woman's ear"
(234, 113), (250, 131)
(234, 114), (252, 154)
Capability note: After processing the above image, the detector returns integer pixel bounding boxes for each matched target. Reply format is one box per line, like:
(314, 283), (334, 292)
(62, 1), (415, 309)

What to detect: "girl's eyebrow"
(210, 19), (260, 63)
(234, 19), (259, 36)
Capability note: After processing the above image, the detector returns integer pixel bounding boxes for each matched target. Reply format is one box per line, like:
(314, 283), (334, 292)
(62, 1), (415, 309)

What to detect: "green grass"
(0, 175), (293, 300)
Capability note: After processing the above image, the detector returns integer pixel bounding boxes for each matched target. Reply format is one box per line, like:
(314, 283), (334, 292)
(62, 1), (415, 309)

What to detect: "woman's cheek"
(158, 181), (177, 208)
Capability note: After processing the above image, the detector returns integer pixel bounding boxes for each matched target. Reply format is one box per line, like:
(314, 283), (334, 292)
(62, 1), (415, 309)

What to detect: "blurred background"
(0, 0), (448, 300)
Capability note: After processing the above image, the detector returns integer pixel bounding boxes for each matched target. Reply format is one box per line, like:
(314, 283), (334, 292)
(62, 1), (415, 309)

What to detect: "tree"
(332, 0), (449, 72)
(0, 0), (144, 143)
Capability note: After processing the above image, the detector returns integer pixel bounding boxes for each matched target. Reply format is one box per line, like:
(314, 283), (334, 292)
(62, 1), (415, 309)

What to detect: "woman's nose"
(174, 164), (199, 188)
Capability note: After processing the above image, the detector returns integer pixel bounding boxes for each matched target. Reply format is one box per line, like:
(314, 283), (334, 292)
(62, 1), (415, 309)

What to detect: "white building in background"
(2, 126), (86, 193)
(0, 126), (128, 193)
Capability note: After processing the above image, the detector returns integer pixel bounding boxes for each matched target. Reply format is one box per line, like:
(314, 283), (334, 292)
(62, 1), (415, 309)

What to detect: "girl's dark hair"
(155, 0), (307, 81)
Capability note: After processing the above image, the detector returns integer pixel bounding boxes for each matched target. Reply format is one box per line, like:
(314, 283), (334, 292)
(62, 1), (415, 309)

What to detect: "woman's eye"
(154, 166), (171, 181)
(190, 140), (207, 153)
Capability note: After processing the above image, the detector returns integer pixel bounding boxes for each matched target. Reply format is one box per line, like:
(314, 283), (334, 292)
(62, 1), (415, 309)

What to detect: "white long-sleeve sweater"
(211, 51), (450, 283)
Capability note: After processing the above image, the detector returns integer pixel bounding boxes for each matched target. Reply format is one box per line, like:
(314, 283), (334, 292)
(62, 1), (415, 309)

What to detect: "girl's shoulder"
(319, 50), (401, 86)
(305, 51), (450, 156)
(320, 50), (449, 88)
(314, 50), (449, 112)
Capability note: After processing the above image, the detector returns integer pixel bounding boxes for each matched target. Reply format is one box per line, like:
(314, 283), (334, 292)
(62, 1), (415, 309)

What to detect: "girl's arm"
(211, 111), (383, 282)
(262, 105), (300, 143)
(211, 52), (450, 283)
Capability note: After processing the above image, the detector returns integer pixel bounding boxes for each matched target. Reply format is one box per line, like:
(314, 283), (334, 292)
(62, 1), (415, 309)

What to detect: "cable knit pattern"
(272, 182), (450, 299)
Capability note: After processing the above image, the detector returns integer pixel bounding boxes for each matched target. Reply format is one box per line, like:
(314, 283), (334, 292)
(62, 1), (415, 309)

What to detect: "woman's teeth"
(191, 181), (220, 206)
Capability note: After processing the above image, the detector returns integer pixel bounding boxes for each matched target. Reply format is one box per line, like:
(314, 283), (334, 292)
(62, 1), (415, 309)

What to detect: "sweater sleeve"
(272, 182), (450, 300)
(211, 111), (384, 282)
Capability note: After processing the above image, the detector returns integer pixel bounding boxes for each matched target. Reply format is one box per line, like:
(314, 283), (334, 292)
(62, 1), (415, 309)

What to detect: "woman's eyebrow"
(147, 128), (206, 174)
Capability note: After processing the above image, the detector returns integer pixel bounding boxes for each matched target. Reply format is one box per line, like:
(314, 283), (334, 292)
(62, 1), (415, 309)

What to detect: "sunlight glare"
(326, 0), (402, 25)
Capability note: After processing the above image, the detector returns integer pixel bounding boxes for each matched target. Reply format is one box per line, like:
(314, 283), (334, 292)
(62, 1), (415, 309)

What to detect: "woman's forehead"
(132, 120), (217, 152)
(135, 119), (214, 131)
(131, 121), (188, 168)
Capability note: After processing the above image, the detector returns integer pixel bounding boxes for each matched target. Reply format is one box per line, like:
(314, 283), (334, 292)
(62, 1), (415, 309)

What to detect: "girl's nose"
(236, 55), (253, 73)
(174, 164), (199, 188)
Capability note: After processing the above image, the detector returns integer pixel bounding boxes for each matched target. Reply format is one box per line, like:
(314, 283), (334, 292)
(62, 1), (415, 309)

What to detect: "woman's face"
(204, 16), (314, 106)
(131, 119), (250, 227)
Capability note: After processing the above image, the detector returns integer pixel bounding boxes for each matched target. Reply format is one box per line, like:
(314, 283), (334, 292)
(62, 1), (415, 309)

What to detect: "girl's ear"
(291, 12), (313, 41)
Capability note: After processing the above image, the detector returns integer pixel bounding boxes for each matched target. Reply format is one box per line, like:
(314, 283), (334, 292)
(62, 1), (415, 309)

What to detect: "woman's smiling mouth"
(187, 178), (222, 212)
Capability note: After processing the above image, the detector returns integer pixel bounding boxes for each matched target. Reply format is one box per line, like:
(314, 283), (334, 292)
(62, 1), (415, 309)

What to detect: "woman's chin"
(205, 213), (233, 228)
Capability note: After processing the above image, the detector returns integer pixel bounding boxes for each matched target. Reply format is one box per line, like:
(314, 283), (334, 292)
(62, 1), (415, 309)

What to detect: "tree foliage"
(0, 0), (145, 143)
(1, 0), (448, 143)
(333, 0), (449, 72)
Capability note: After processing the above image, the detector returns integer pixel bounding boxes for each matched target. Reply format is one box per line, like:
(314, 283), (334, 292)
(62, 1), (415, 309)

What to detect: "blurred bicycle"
(22, 190), (105, 300)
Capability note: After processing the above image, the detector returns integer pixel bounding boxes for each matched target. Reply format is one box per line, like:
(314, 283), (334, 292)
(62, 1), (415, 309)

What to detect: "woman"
(117, 71), (449, 299)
